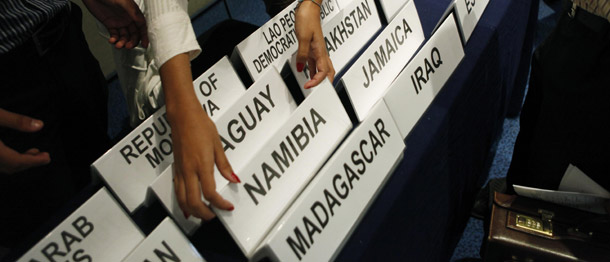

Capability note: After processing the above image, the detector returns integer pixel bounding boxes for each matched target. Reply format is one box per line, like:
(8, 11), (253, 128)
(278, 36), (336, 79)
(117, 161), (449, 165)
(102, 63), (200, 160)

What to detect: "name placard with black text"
(215, 79), (352, 257)
(253, 101), (405, 262)
(383, 14), (464, 138)
(19, 188), (144, 262)
(342, 0), (424, 121)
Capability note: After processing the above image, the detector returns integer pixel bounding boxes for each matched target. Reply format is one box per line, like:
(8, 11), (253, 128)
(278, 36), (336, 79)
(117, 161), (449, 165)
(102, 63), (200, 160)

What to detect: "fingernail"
(31, 120), (43, 129)
(232, 172), (241, 183)
(183, 211), (190, 219)
(228, 206), (235, 211)
(297, 63), (304, 72)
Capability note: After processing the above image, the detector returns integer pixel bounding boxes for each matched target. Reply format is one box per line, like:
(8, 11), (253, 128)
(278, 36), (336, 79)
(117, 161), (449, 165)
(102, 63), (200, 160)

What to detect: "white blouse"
(143, 0), (201, 67)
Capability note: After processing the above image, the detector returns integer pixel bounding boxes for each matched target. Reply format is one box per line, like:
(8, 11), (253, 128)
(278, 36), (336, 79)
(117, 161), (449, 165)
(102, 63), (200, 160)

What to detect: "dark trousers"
(0, 3), (110, 252)
(507, 4), (610, 192)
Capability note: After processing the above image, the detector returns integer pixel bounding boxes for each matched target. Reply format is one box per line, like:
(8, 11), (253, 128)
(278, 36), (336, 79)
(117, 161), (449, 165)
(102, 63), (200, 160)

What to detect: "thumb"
(0, 109), (43, 132)
(296, 38), (310, 72)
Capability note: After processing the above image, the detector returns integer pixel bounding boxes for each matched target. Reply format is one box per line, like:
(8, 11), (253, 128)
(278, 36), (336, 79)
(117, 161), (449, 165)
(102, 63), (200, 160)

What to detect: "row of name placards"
(26, 1), (491, 261)
(19, 188), (206, 262)
(88, 0), (489, 217)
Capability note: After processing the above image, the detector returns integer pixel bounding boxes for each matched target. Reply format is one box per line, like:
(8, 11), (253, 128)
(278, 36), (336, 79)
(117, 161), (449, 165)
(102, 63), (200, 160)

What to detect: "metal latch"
(515, 209), (554, 236)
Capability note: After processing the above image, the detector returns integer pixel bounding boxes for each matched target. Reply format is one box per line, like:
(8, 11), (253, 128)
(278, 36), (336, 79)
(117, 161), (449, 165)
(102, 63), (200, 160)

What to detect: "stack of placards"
(340, 0), (424, 121)
(233, 0), (340, 82)
(253, 100), (405, 261)
(288, 0), (383, 96)
(214, 79), (352, 258)
(149, 67), (297, 234)
(18, 188), (144, 262)
(384, 13), (465, 139)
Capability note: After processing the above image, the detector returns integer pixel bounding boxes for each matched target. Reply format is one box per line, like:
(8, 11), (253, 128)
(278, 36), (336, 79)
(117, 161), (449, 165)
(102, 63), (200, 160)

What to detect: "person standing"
(0, 0), (147, 257)
(507, 0), (610, 192)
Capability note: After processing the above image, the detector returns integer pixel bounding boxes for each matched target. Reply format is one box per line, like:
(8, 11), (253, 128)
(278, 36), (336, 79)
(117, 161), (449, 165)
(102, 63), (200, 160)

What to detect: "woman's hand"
(295, 0), (335, 89)
(161, 54), (239, 220)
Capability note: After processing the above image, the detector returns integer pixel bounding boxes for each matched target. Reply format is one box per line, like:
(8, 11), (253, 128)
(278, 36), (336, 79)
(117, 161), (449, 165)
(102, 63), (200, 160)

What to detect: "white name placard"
(288, 0), (383, 97)
(19, 188), (144, 262)
(383, 14), (465, 139)
(454, 0), (489, 42)
(92, 56), (246, 213)
(342, 1), (424, 121)
(123, 217), (205, 262)
(253, 101), (405, 262)
(216, 79), (352, 257)
(379, 0), (408, 22)
(235, 0), (340, 81)
(149, 68), (297, 234)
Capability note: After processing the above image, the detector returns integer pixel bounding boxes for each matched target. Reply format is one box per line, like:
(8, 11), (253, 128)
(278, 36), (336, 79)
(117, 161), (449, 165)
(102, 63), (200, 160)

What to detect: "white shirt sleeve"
(143, 0), (201, 67)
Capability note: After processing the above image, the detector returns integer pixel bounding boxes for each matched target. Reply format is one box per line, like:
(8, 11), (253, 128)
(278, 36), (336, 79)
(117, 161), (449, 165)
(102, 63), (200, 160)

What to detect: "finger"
(125, 23), (140, 49)
(184, 170), (216, 220)
(25, 148), (40, 155)
(0, 108), (43, 132)
(139, 23), (149, 48)
(199, 163), (234, 212)
(0, 143), (50, 174)
(214, 136), (239, 183)
(305, 59), (328, 89)
(308, 57), (317, 80)
(327, 57), (336, 83)
(173, 164), (189, 218)
(108, 28), (119, 44)
(296, 39), (311, 72)
(115, 27), (129, 49)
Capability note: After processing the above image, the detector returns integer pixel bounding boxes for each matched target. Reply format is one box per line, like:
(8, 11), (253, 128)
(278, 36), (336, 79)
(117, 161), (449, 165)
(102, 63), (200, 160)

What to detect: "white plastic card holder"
(92, 56), (246, 213)
(123, 217), (205, 262)
(341, 0), (424, 121)
(383, 13), (465, 139)
(253, 100), (405, 262)
(215, 78), (352, 257)
(288, 0), (383, 97)
(379, 0), (409, 22)
(18, 188), (144, 262)
(454, 0), (490, 42)
(149, 68), (297, 234)
(235, 0), (340, 82)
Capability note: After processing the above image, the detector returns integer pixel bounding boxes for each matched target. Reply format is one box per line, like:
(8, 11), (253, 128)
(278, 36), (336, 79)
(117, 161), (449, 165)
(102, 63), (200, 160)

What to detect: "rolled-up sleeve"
(144, 0), (201, 67)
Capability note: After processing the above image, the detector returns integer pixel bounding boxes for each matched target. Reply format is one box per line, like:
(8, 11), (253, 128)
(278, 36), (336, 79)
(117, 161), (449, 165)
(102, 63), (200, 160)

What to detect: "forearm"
(159, 53), (202, 123)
